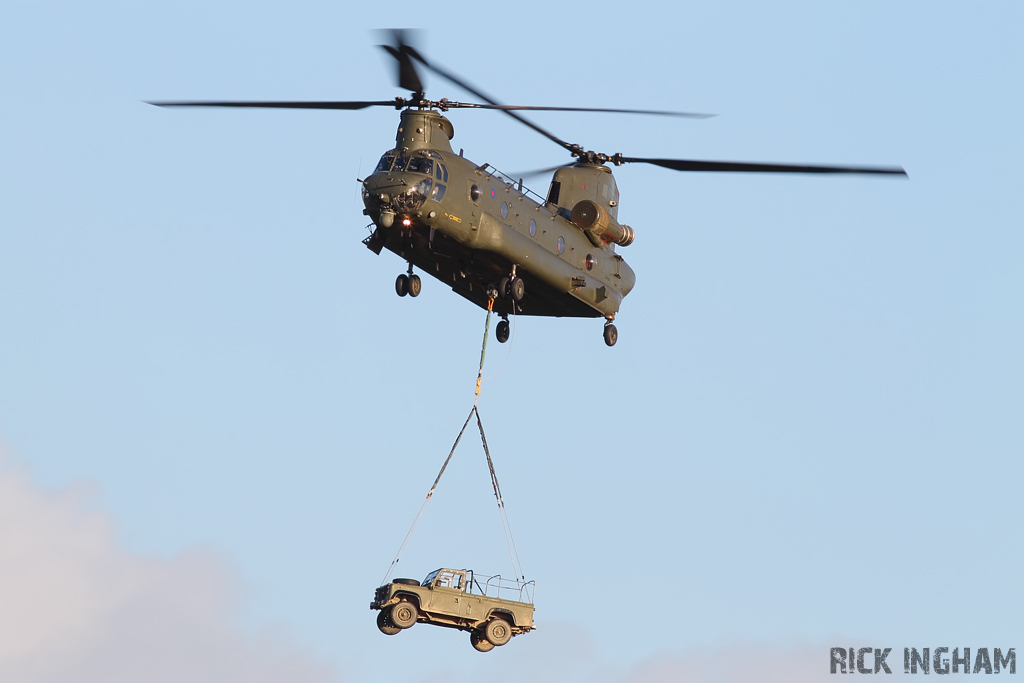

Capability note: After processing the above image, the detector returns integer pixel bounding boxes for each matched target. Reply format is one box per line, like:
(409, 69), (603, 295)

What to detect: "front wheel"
(470, 631), (495, 652)
(390, 601), (418, 629)
(408, 274), (422, 297)
(484, 617), (512, 646)
(376, 609), (401, 636)
(510, 277), (525, 302)
(395, 274), (409, 297)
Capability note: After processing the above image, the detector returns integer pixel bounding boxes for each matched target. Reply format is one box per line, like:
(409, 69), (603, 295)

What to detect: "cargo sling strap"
(380, 299), (525, 586)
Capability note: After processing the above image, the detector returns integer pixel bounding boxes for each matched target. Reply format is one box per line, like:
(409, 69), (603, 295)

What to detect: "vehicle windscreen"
(422, 569), (440, 586)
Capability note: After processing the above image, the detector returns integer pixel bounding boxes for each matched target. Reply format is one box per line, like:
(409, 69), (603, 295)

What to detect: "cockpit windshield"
(374, 154), (446, 179)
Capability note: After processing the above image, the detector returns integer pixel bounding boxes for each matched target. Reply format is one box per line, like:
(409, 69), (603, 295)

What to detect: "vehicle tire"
(495, 320), (510, 344)
(471, 631), (495, 652)
(510, 277), (525, 302)
(408, 274), (422, 297)
(484, 617), (512, 646)
(395, 274), (409, 297)
(377, 609), (401, 636)
(390, 601), (418, 629)
(498, 277), (510, 299)
(603, 324), (618, 347)
(391, 578), (420, 586)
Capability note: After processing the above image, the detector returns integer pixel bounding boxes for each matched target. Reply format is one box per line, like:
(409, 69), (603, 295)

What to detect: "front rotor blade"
(148, 100), (401, 110)
(622, 157), (908, 176)
(379, 29), (425, 94)
(407, 54), (578, 154)
(466, 104), (714, 119)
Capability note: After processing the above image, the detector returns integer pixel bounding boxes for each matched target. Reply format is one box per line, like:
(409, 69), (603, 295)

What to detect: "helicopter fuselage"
(361, 108), (636, 320)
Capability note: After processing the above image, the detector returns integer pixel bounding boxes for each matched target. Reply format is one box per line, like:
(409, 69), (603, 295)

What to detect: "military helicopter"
(151, 31), (906, 347)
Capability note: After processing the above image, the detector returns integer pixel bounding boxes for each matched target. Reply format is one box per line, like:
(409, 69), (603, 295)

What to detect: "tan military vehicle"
(371, 568), (535, 652)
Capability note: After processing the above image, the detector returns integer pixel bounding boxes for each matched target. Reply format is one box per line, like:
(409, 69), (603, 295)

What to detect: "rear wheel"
(376, 610), (401, 636)
(395, 274), (409, 297)
(390, 601), (418, 629)
(484, 617), (512, 646)
(603, 323), (618, 347)
(495, 320), (510, 344)
(471, 631), (495, 652)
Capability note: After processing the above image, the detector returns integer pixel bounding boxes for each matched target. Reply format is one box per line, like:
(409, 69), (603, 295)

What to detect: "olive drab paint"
(361, 108), (637, 328)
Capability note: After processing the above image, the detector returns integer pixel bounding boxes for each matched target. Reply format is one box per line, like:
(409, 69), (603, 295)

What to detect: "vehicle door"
(427, 570), (466, 617)
(459, 572), (488, 621)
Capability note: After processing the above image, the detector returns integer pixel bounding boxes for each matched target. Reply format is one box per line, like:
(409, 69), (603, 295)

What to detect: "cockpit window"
(406, 157), (434, 176)
(392, 157), (410, 173)
(374, 154), (395, 173)
(435, 164), (449, 182)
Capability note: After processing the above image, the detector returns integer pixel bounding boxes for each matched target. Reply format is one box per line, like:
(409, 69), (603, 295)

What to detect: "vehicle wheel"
(390, 601), (418, 629)
(395, 274), (409, 297)
(603, 323), (618, 347)
(484, 617), (512, 646)
(377, 610), (401, 636)
(471, 631), (495, 652)
(498, 276), (510, 299)
(391, 578), (420, 586)
(408, 274), (422, 297)
(495, 320), (510, 344)
(510, 277), (525, 302)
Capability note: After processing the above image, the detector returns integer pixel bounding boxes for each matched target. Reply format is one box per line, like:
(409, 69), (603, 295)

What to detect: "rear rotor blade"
(620, 156), (908, 176)
(148, 100), (401, 110)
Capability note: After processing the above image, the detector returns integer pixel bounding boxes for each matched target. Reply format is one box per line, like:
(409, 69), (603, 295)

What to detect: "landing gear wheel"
(484, 617), (512, 646)
(408, 274), (422, 297)
(376, 609), (401, 636)
(471, 631), (495, 652)
(395, 274), (409, 297)
(603, 324), (618, 347)
(498, 276), (510, 299)
(390, 601), (418, 629)
(510, 277), (525, 302)
(495, 319), (510, 344)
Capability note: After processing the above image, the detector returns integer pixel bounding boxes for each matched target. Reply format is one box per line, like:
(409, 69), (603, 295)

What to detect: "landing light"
(402, 218), (412, 227)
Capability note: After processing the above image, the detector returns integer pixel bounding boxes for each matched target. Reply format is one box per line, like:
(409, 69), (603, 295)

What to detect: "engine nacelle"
(570, 200), (635, 247)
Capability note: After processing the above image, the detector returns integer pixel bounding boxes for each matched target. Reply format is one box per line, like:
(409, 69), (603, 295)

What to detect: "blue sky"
(1, 2), (1022, 680)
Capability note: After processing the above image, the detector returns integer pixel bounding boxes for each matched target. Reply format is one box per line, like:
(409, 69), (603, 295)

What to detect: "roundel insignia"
(490, 189), (496, 198)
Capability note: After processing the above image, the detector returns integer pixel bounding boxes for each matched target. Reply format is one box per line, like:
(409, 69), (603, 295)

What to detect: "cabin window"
(392, 157), (410, 172)
(500, 202), (508, 219)
(548, 181), (561, 205)
(406, 157), (434, 176)
(529, 219), (536, 237)
(430, 184), (446, 202)
(470, 184), (481, 202)
(373, 154), (395, 173)
(557, 236), (565, 254)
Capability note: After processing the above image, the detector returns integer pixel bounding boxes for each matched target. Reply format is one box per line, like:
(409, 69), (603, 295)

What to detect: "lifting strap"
(380, 298), (525, 585)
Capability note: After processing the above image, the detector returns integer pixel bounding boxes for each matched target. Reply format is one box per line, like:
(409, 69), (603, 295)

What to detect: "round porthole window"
(529, 219), (536, 237)
(557, 236), (565, 254)
(586, 253), (595, 270)
(501, 202), (508, 219)
(470, 185), (481, 202)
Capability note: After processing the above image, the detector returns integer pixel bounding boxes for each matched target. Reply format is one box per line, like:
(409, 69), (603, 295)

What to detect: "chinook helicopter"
(151, 31), (906, 347)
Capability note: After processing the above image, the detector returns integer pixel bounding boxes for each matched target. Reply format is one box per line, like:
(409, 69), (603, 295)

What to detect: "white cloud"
(0, 459), (336, 683)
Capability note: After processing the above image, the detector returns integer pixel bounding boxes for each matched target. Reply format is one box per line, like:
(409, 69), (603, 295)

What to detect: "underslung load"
(372, 303), (532, 652)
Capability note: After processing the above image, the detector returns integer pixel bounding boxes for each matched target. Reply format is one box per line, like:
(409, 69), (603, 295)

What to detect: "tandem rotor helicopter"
(152, 30), (906, 347)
